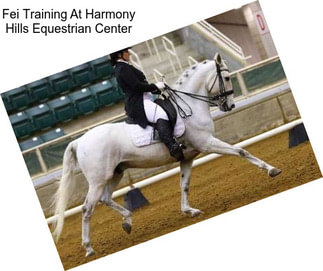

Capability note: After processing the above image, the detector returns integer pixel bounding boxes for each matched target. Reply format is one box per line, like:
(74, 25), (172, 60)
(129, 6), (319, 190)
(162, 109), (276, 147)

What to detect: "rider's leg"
(143, 98), (168, 122)
(143, 99), (184, 161)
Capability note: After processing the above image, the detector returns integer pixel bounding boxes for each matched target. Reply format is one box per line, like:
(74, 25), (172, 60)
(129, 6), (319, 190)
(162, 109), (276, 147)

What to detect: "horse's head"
(205, 53), (235, 112)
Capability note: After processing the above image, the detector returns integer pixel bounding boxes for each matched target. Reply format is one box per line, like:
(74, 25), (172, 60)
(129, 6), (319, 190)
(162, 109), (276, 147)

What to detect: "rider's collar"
(116, 59), (131, 65)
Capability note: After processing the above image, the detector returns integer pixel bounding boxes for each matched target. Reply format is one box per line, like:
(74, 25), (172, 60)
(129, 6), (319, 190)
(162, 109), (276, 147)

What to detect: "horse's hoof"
(85, 248), (95, 257)
(183, 208), (203, 217)
(122, 222), (132, 234)
(269, 168), (282, 178)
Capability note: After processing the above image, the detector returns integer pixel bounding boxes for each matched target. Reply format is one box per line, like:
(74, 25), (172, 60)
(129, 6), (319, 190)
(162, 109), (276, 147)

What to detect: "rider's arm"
(119, 65), (161, 93)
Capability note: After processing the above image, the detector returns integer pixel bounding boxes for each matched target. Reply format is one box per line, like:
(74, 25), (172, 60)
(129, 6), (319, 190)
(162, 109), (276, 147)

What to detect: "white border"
(0, 1), (322, 270)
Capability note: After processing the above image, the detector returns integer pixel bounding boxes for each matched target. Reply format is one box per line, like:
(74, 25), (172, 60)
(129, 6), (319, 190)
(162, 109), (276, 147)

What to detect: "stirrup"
(170, 143), (184, 161)
(179, 143), (187, 150)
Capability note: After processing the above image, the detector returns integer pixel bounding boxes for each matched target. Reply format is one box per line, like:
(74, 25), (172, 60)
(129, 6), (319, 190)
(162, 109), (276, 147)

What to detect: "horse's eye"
(225, 76), (230, 81)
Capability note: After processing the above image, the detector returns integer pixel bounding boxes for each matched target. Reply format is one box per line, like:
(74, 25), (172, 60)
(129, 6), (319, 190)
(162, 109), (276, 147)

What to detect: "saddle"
(125, 97), (184, 147)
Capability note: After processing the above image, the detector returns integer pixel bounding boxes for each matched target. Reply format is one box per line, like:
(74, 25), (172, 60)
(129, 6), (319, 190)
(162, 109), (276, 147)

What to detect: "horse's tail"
(52, 140), (78, 242)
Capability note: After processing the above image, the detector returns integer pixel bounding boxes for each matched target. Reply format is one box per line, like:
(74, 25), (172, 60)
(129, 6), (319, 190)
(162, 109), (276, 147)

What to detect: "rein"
(163, 62), (234, 118)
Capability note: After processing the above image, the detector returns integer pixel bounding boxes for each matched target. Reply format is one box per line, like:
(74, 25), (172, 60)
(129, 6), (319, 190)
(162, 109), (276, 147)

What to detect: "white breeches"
(143, 93), (168, 123)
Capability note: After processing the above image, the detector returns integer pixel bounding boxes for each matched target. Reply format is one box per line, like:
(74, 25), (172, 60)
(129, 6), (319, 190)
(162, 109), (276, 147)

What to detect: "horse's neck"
(179, 60), (215, 93)
(176, 63), (213, 114)
(173, 61), (220, 141)
(174, 84), (212, 133)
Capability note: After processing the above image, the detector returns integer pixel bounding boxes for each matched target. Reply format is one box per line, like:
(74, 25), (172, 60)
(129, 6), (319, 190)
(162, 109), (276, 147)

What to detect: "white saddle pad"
(125, 117), (185, 147)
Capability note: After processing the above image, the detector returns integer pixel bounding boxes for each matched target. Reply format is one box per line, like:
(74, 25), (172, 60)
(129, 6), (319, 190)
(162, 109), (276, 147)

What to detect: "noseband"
(163, 60), (234, 118)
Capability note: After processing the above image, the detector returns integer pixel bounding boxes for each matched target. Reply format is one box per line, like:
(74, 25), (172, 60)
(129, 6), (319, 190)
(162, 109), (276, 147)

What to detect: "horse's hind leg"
(100, 172), (133, 234)
(82, 184), (105, 257)
(180, 159), (203, 217)
(203, 136), (281, 177)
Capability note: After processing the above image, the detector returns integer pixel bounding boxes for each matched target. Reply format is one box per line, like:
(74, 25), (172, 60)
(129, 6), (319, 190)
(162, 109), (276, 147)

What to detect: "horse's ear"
(214, 53), (223, 65)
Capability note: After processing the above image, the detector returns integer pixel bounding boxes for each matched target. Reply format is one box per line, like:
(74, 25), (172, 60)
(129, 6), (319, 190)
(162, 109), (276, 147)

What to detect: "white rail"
(46, 119), (302, 224)
(162, 36), (183, 74)
(195, 20), (247, 63)
(129, 49), (146, 77)
(145, 38), (162, 62)
(153, 68), (165, 83)
(188, 55), (199, 67)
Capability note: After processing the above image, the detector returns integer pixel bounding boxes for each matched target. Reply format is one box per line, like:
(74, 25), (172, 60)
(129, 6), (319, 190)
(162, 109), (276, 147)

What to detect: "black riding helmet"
(110, 47), (131, 65)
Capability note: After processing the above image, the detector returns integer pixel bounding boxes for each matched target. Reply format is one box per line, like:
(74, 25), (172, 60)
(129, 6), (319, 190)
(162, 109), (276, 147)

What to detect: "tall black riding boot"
(156, 119), (184, 161)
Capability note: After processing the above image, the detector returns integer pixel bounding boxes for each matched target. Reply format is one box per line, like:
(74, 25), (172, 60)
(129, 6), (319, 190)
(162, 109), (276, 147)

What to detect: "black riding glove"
(151, 81), (166, 94)
(151, 86), (162, 95)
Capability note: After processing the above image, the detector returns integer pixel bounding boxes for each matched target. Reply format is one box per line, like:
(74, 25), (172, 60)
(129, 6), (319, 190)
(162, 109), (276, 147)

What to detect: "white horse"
(52, 53), (281, 257)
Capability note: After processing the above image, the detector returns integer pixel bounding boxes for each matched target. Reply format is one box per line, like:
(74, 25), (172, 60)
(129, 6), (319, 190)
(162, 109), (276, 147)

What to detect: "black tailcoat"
(114, 61), (157, 128)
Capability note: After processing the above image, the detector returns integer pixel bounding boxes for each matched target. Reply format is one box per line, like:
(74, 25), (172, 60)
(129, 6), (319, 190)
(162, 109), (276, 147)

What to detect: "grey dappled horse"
(52, 54), (281, 257)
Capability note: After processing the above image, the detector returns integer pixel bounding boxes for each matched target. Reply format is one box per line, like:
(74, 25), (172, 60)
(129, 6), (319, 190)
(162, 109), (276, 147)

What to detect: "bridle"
(208, 62), (234, 99)
(163, 60), (234, 118)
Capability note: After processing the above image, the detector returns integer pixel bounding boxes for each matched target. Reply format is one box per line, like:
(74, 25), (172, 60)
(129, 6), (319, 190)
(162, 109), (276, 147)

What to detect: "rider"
(110, 47), (184, 161)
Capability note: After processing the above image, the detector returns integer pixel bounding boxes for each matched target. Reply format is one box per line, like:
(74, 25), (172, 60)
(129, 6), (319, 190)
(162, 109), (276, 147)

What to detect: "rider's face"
(122, 50), (130, 61)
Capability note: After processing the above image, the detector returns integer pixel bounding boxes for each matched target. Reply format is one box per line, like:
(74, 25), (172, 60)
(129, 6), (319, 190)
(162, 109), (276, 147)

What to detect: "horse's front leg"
(180, 159), (203, 217)
(202, 136), (281, 177)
